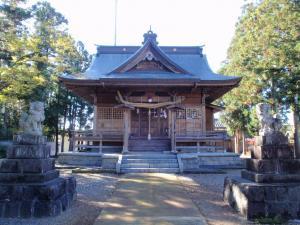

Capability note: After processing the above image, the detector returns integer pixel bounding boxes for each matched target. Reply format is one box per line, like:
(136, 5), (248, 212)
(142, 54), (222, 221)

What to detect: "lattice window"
(98, 107), (124, 120)
(186, 108), (201, 119)
(176, 110), (186, 119)
(176, 108), (202, 119)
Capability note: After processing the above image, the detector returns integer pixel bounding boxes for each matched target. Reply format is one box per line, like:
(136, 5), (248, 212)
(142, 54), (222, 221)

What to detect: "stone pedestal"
(0, 134), (76, 218)
(224, 133), (300, 220)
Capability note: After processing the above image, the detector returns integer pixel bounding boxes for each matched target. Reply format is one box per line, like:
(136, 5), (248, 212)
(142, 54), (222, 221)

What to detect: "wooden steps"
(128, 138), (171, 152)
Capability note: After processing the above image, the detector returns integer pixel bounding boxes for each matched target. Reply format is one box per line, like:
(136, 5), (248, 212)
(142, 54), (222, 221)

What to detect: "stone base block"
(224, 176), (300, 219)
(0, 158), (55, 173)
(255, 133), (288, 146)
(252, 145), (293, 160)
(0, 170), (59, 183)
(13, 134), (47, 145)
(246, 159), (300, 174)
(241, 170), (300, 183)
(0, 176), (76, 218)
(7, 145), (50, 159)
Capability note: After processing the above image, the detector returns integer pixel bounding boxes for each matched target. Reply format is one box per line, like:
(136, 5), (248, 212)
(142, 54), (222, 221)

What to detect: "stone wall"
(101, 154), (119, 171)
(57, 152), (102, 166)
(179, 153), (244, 171)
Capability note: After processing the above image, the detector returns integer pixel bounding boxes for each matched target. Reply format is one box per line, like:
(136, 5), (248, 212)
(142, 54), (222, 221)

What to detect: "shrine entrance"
(131, 108), (169, 138)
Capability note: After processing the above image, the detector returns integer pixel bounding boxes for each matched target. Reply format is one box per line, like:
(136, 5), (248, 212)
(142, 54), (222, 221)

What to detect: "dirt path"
(94, 173), (207, 225)
(178, 170), (251, 225)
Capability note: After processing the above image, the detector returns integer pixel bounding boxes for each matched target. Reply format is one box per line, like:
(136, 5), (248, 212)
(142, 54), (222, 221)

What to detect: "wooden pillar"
(92, 95), (98, 135)
(197, 141), (200, 152)
(171, 110), (176, 153)
(148, 109), (151, 140)
(201, 94), (207, 133)
(123, 109), (130, 153)
(99, 133), (103, 153)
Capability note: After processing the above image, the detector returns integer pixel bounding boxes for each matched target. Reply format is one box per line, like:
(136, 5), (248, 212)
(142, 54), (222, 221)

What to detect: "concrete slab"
(94, 173), (207, 225)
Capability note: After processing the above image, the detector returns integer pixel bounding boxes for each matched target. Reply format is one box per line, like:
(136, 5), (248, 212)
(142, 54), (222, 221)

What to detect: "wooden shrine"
(59, 30), (241, 153)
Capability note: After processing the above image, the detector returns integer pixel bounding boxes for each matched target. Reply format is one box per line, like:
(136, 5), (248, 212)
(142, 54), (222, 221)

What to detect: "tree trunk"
(242, 130), (246, 155)
(234, 129), (241, 154)
(55, 85), (61, 157)
(60, 107), (67, 153)
(294, 94), (300, 158)
(2, 105), (8, 138)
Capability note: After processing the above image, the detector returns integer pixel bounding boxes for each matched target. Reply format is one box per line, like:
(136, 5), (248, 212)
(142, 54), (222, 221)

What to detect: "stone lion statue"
(19, 101), (45, 136)
(256, 103), (282, 136)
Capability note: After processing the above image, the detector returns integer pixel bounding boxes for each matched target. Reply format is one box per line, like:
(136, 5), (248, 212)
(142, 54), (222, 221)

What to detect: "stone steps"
(121, 168), (180, 173)
(122, 159), (178, 164)
(120, 153), (179, 173)
(121, 163), (179, 168)
(123, 153), (176, 159)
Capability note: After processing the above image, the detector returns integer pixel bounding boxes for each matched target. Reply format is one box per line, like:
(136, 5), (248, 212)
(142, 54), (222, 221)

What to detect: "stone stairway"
(120, 153), (180, 173)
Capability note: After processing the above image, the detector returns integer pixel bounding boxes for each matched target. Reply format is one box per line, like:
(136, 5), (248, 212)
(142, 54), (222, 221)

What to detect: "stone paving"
(94, 173), (207, 225)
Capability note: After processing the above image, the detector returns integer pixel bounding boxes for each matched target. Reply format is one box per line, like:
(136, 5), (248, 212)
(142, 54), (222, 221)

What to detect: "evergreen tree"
(220, 0), (300, 152)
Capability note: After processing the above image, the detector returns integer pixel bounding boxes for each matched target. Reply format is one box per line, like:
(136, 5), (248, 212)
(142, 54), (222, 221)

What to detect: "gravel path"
(0, 169), (256, 225)
(0, 170), (120, 225)
(178, 169), (252, 225)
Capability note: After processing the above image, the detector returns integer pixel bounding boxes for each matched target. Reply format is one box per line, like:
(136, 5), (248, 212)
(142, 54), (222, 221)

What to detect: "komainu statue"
(19, 101), (45, 136)
(256, 103), (282, 136)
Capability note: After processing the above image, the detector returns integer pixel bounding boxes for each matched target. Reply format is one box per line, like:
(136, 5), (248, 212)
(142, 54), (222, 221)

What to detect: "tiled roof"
(61, 31), (240, 82)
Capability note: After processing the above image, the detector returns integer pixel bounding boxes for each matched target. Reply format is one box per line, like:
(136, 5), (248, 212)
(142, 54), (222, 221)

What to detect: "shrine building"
(59, 30), (241, 155)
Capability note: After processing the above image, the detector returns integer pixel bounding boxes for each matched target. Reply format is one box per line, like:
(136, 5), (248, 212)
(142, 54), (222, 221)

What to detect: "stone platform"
(224, 133), (300, 220)
(224, 176), (300, 219)
(0, 134), (76, 218)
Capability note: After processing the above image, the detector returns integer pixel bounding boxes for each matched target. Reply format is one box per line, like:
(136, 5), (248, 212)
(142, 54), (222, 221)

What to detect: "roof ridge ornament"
(142, 29), (158, 45)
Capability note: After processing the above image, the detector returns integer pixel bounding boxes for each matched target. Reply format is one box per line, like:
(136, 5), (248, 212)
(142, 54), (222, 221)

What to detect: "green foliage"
(0, 0), (92, 146)
(220, 0), (300, 137)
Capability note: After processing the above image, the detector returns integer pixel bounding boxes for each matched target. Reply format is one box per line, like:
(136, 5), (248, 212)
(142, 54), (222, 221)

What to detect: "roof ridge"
(108, 39), (191, 75)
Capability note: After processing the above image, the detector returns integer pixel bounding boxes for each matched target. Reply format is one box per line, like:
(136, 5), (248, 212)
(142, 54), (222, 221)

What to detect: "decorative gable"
(109, 30), (189, 74)
(127, 51), (173, 73)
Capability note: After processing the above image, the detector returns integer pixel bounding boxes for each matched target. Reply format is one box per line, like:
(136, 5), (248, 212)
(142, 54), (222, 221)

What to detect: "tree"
(220, 0), (300, 153)
(0, 0), (37, 138)
(0, 1), (92, 154)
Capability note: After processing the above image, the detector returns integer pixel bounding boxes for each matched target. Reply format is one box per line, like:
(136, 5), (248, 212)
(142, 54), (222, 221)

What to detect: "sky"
(43, 0), (246, 72)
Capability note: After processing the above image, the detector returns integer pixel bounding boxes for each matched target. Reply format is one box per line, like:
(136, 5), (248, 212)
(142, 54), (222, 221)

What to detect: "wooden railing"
(175, 130), (231, 153)
(70, 130), (123, 153)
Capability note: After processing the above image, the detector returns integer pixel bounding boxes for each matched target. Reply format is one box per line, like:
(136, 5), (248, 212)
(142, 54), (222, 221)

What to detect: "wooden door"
(131, 109), (168, 138)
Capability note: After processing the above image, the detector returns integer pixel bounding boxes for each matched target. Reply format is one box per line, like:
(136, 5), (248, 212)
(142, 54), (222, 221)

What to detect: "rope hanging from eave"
(116, 91), (184, 109)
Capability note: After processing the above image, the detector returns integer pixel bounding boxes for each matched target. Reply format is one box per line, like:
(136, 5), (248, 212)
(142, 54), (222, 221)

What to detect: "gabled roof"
(109, 33), (189, 74)
(59, 30), (241, 103)
(61, 30), (240, 83)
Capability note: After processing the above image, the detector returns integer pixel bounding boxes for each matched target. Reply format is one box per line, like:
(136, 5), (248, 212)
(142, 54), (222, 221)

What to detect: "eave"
(59, 76), (241, 104)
